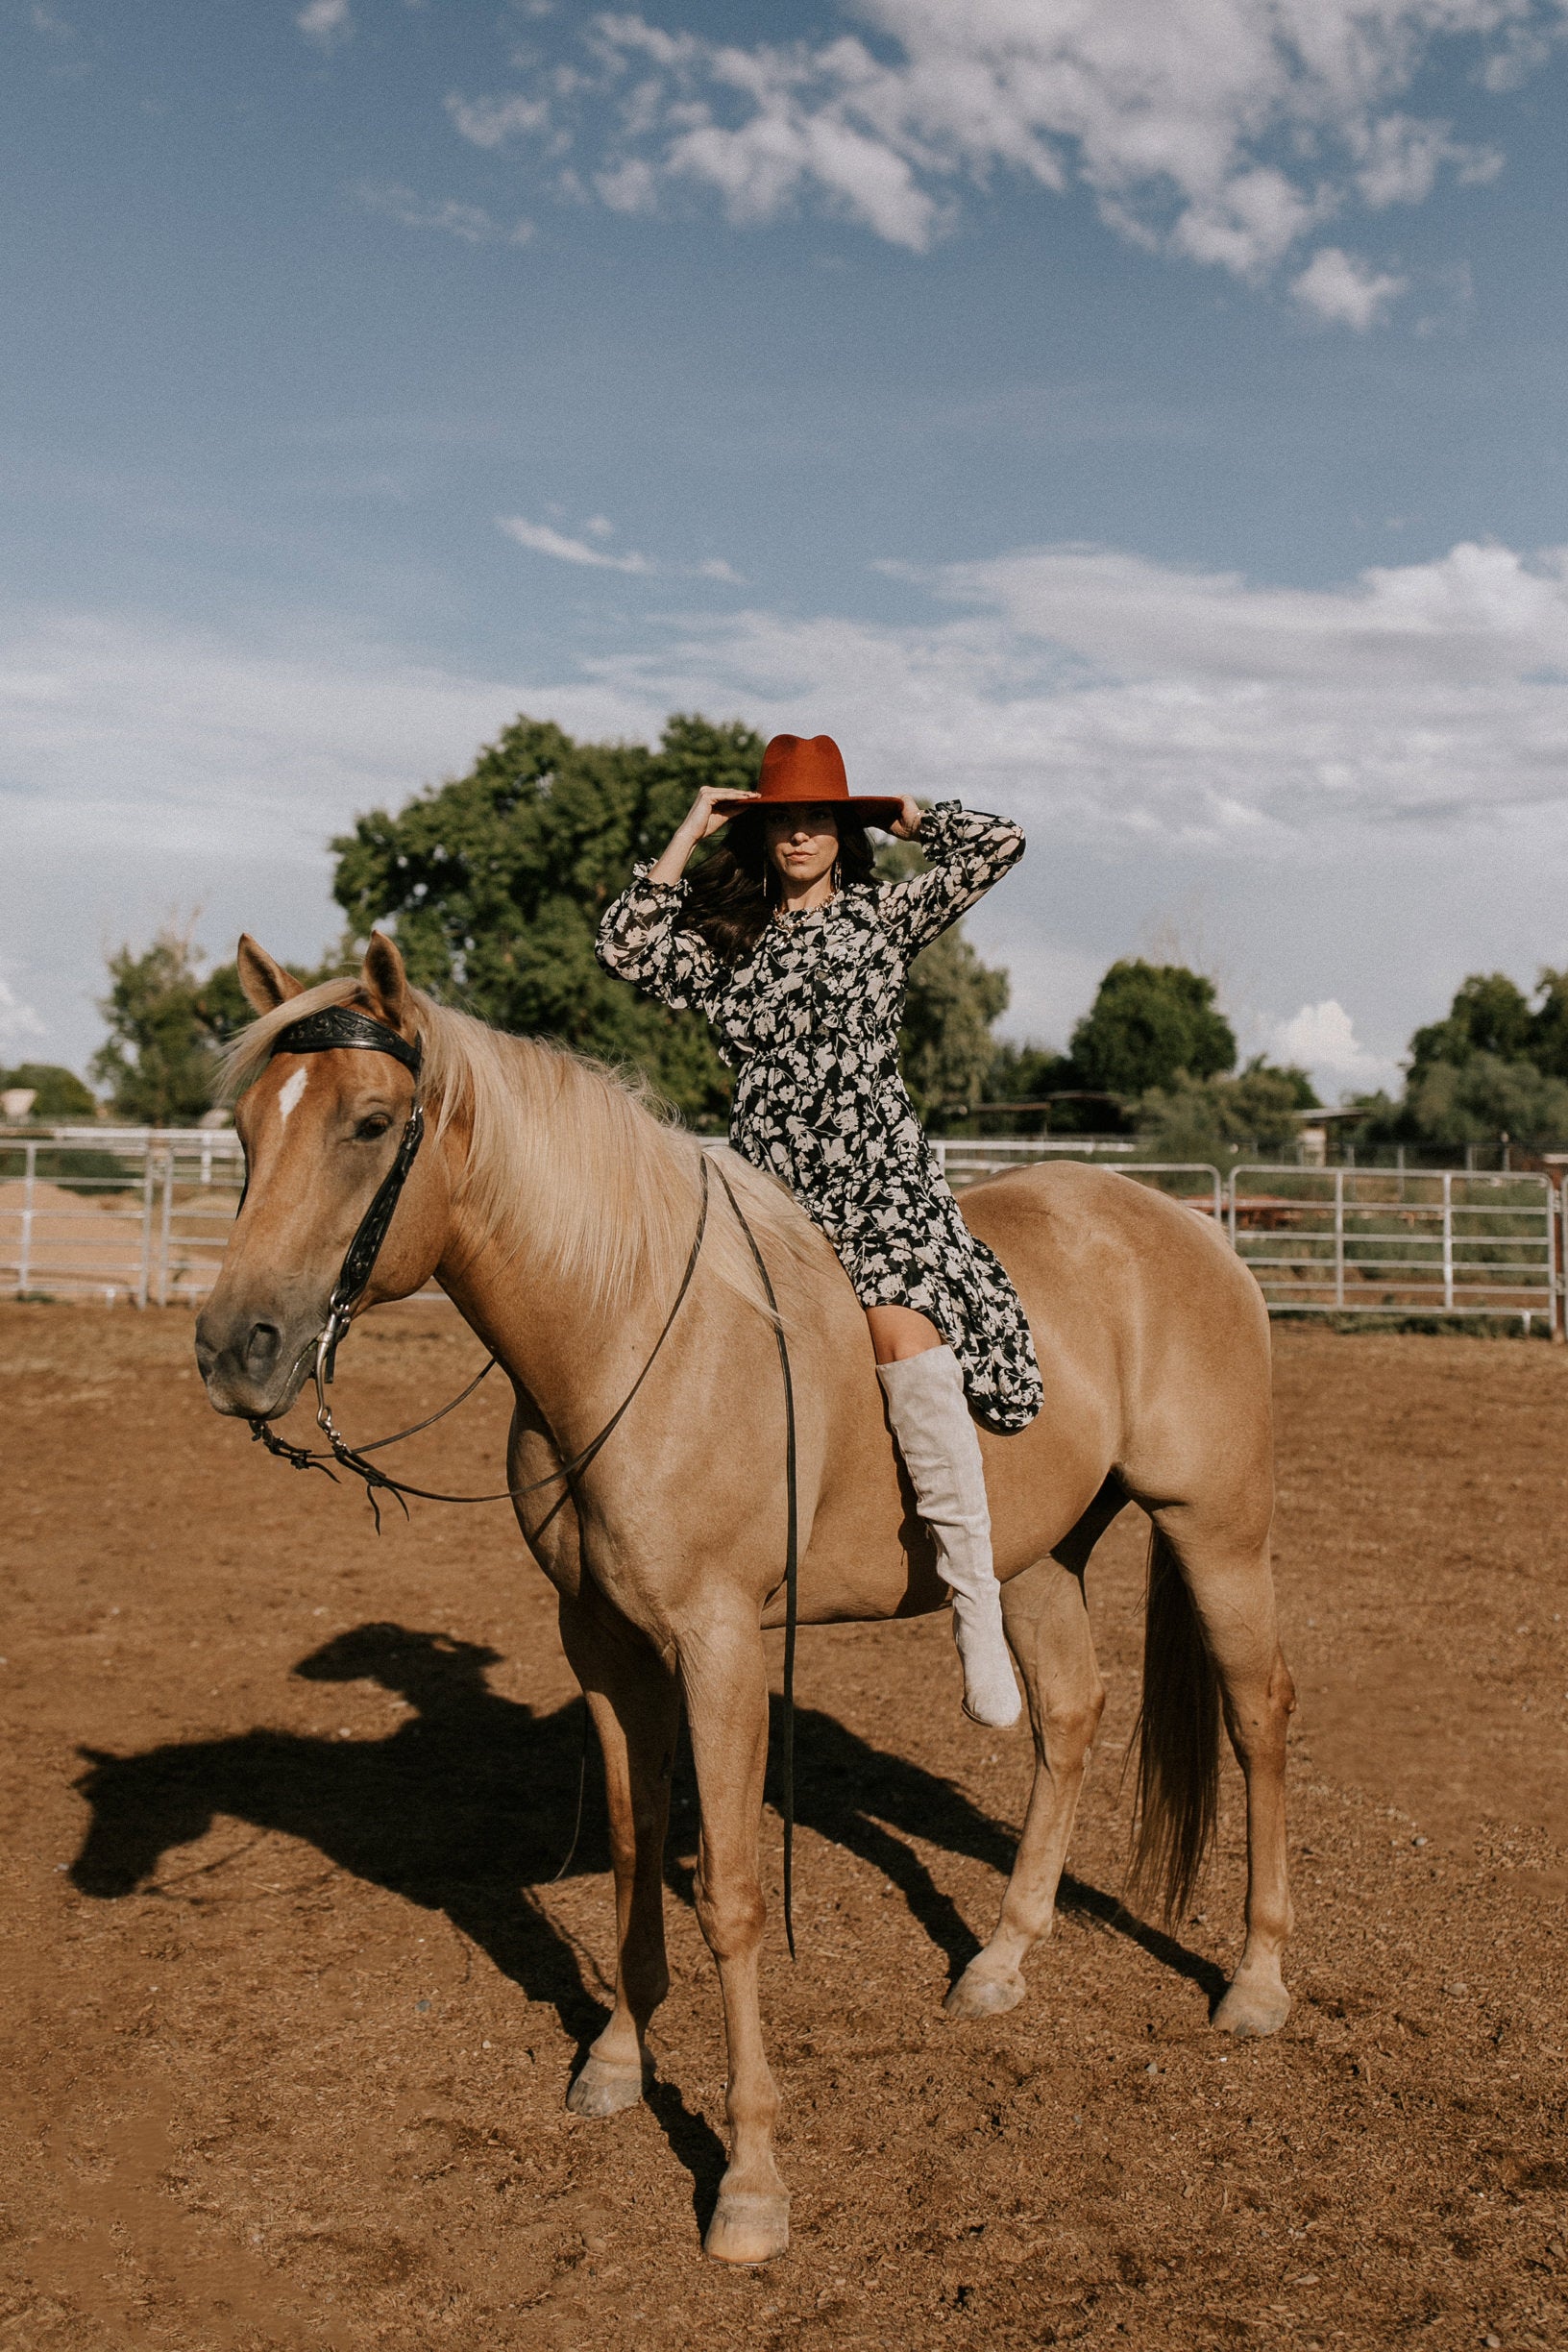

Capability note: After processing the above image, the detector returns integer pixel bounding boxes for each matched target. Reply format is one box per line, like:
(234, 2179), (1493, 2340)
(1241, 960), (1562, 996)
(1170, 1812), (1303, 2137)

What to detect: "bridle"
(250, 1005), (429, 1403)
(242, 1003), (713, 1522)
(238, 1000), (802, 1952)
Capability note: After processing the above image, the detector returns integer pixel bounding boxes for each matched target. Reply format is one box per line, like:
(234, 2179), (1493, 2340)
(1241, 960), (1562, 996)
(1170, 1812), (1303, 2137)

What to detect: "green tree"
(0, 1063), (98, 1119)
(93, 928), (218, 1125)
(1528, 966), (1568, 1080)
(1403, 1053), (1568, 1149)
(1070, 960), (1237, 1098)
(1137, 1058), (1319, 1164)
(1409, 972), (1533, 1073)
(979, 1041), (1079, 1134)
(331, 714), (1014, 1127)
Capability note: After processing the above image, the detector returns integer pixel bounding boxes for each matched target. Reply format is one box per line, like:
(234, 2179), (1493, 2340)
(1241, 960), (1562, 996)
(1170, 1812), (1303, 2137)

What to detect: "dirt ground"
(2, 1303), (1565, 2351)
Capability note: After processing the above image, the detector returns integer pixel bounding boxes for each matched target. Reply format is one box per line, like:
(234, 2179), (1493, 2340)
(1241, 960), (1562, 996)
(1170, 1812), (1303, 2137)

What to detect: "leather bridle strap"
(273, 1003), (423, 1078)
(257, 1004), (427, 1387)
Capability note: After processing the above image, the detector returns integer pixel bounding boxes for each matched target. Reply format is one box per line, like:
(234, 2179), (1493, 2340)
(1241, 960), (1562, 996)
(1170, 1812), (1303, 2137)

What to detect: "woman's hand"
(889, 796), (923, 841)
(649, 786), (757, 885)
(688, 784), (756, 842)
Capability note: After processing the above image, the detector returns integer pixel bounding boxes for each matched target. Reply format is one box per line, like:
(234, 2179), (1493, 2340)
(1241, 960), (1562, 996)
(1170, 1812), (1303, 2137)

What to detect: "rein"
(241, 1002), (802, 1951)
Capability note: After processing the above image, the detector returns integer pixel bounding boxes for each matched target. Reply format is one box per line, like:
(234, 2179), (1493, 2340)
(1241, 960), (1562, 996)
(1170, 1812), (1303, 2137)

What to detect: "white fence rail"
(1226, 1164), (1558, 1331)
(3, 1131), (1564, 1333)
(930, 1136), (1137, 1185)
(0, 1132), (247, 1307)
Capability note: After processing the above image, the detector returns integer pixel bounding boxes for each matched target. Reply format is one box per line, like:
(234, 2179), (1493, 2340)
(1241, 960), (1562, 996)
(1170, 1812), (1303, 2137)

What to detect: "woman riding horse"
(596, 731), (1038, 1729)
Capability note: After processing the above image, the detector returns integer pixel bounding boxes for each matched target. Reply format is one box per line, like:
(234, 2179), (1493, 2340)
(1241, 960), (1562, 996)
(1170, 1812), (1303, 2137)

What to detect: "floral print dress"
(595, 803), (1043, 1433)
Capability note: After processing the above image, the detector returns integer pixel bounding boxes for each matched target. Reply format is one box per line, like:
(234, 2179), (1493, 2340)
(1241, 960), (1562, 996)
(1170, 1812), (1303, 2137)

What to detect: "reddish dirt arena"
(2, 1303), (1565, 2350)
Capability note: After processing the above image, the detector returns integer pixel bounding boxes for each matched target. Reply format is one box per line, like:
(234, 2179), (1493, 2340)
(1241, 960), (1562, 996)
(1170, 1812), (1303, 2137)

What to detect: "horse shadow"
(70, 1621), (1223, 2204)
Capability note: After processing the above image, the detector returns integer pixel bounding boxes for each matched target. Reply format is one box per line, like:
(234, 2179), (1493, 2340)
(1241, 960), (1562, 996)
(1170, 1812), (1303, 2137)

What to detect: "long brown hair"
(680, 814), (877, 962)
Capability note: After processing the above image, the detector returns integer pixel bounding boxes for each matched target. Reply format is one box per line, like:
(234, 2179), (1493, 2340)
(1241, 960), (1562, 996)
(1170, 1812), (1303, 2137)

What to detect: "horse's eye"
(355, 1115), (392, 1141)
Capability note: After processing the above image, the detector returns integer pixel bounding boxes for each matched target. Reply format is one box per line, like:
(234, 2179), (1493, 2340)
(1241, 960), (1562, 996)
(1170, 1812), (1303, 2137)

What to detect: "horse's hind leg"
(945, 1545), (1106, 2021)
(1150, 1509), (1295, 2038)
(556, 1587), (680, 2116)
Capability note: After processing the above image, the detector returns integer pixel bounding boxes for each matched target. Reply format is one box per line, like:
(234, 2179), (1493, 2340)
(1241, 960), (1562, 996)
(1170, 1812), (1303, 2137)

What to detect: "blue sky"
(4, 0), (1568, 1094)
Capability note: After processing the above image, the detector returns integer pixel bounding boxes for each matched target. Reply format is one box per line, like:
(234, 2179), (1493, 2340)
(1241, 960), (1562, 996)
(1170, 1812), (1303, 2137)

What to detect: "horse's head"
(195, 931), (451, 1420)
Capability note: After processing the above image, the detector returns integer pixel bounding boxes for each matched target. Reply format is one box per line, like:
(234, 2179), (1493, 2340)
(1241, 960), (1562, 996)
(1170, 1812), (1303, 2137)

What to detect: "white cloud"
(500, 515), (653, 572)
(442, 1), (1566, 299)
(355, 181), (533, 245)
(445, 90), (552, 148)
(297, 0), (351, 50)
(9, 535), (1568, 1059)
(1270, 999), (1392, 1090)
(1291, 244), (1407, 328)
(1351, 113), (1503, 209)
(498, 515), (747, 580)
(0, 970), (46, 1047)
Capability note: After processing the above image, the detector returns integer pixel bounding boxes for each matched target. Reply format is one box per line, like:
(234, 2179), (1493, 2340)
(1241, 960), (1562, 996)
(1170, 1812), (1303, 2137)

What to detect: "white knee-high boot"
(876, 1345), (1020, 1728)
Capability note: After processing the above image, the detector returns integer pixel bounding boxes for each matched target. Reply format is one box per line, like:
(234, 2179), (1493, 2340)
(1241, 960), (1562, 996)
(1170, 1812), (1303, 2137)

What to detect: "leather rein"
(242, 1001), (801, 1953)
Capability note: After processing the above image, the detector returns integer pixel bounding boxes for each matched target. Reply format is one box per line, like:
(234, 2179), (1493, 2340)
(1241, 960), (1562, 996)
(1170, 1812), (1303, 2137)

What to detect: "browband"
(271, 1005), (423, 1078)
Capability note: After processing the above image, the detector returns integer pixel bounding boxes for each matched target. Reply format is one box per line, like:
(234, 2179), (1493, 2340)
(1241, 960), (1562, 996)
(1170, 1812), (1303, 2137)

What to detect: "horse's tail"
(1125, 1525), (1220, 1926)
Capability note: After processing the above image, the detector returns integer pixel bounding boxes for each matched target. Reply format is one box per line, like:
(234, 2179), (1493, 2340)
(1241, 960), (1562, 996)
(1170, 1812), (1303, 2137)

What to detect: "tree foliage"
(93, 928), (223, 1126)
(331, 714), (1013, 1126)
(1069, 960), (1237, 1099)
(1359, 1051), (1568, 1151)
(1137, 1059), (1319, 1164)
(1354, 965), (1568, 1149)
(1408, 972), (1534, 1074)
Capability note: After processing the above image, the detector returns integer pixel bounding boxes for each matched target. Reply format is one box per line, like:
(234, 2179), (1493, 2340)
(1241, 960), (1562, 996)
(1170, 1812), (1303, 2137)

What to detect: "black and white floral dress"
(596, 803), (1043, 1433)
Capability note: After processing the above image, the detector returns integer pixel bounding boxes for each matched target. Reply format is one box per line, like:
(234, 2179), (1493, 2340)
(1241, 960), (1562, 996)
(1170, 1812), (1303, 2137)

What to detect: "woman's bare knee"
(865, 1304), (943, 1363)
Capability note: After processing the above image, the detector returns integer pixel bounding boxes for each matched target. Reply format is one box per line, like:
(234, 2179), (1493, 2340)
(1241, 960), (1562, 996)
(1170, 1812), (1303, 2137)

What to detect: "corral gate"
(1225, 1164), (1558, 1332)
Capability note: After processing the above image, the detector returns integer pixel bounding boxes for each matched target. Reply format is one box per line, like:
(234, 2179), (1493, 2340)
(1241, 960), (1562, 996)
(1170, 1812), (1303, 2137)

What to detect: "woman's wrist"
(648, 825), (700, 887)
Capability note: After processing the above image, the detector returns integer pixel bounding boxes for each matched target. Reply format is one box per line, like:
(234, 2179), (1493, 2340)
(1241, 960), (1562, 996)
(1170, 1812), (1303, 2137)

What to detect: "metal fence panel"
(1228, 1165), (1556, 1329)
(4, 1130), (1562, 1334)
(0, 1132), (248, 1305)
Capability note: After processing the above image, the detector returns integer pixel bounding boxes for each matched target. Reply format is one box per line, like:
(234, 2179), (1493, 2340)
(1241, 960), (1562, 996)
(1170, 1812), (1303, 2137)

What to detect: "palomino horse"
(196, 932), (1294, 2266)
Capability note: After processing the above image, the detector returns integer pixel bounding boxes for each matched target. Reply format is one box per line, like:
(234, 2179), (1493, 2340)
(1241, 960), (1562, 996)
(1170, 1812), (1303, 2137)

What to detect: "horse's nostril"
(242, 1321), (282, 1377)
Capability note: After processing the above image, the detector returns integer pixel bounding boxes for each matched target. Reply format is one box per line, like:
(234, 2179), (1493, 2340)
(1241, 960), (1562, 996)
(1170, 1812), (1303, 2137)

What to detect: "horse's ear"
(236, 936), (305, 1015)
(362, 930), (409, 1030)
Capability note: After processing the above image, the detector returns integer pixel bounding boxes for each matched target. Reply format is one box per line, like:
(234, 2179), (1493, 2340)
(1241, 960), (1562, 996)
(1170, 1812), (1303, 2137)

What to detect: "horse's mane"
(220, 977), (829, 1329)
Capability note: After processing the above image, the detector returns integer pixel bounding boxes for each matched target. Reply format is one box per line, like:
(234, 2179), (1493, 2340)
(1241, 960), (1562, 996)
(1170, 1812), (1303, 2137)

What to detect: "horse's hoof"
(704, 2193), (790, 2266)
(1213, 1979), (1290, 2039)
(944, 1963), (1026, 2021)
(565, 2053), (649, 2118)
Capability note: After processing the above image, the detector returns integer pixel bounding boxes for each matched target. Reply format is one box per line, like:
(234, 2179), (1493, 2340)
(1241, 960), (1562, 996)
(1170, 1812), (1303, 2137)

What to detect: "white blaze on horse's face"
(277, 1066), (308, 1124)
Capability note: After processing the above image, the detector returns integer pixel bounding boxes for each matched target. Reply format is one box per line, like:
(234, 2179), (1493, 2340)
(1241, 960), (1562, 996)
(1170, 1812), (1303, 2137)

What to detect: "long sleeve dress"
(595, 803), (1043, 1434)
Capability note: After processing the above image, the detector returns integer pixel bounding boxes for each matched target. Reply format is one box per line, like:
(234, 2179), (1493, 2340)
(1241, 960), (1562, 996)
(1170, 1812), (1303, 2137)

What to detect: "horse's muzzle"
(195, 1304), (318, 1420)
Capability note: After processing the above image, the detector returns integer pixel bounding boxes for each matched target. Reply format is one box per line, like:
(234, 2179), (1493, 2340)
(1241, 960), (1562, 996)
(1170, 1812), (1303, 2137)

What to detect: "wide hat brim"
(710, 785), (905, 828)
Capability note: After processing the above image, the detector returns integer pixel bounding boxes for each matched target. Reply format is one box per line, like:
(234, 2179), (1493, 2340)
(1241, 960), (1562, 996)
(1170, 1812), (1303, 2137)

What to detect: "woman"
(595, 732), (1042, 1727)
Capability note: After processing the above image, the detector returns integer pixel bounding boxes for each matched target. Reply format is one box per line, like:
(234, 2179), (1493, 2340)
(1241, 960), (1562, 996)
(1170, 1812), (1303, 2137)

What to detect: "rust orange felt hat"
(713, 733), (903, 828)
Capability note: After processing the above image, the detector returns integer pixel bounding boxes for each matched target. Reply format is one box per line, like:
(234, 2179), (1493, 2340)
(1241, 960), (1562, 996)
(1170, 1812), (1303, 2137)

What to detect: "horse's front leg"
(679, 1600), (789, 2265)
(556, 1584), (680, 2116)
